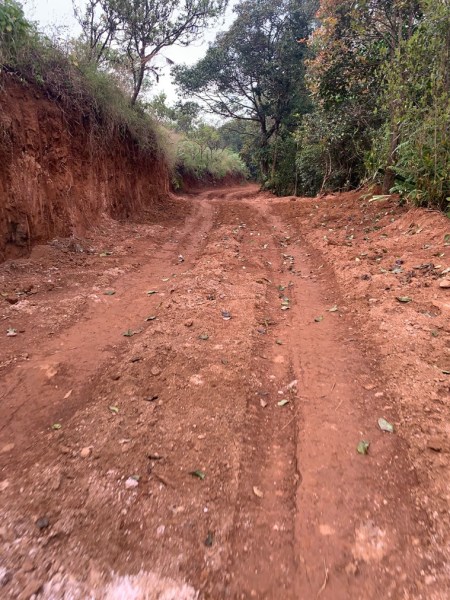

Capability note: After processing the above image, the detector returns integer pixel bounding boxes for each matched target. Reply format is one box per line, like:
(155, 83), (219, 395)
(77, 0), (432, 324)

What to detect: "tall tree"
(75, 0), (228, 103)
(175, 0), (314, 181)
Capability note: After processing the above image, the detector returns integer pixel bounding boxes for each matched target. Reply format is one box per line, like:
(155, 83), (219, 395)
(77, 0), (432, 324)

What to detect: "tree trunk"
(131, 63), (145, 106)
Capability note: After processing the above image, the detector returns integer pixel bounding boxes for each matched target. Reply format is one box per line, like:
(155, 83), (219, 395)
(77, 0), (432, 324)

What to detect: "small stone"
(60, 446), (71, 455)
(125, 477), (139, 489)
(374, 392), (384, 398)
(111, 374), (121, 381)
(151, 366), (161, 376)
(0, 443), (14, 454)
(80, 447), (91, 458)
(35, 517), (50, 530)
(439, 279), (450, 289)
(427, 438), (442, 452)
(184, 319), (194, 327)
(156, 524), (165, 537)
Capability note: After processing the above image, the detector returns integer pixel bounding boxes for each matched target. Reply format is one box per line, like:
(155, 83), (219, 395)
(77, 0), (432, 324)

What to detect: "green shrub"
(367, 0), (450, 209)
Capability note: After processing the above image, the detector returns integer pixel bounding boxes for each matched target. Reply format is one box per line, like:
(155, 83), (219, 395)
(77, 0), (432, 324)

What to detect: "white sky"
(21, 0), (236, 104)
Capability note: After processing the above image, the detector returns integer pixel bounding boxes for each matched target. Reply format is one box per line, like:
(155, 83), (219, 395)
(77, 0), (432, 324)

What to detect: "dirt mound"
(0, 74), (171, 261)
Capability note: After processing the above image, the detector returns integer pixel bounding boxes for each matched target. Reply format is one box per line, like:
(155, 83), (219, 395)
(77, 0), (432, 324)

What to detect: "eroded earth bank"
(0, 186), (449, 599)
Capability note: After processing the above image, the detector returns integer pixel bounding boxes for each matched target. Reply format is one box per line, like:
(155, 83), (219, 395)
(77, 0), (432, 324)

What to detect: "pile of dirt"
(0, 73), (171, 262)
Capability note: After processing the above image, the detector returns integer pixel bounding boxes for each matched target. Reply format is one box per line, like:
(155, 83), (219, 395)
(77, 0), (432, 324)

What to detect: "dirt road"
(0, 186), (449, 599)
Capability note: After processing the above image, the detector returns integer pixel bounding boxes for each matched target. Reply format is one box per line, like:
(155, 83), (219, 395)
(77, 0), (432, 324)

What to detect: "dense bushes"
(295, 0), (449, 209)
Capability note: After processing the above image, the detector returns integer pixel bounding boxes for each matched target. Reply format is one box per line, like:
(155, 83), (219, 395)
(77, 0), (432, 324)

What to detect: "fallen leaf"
(147, 290), (158, 295)
(199, 334), (209, 340)
(260, 399), (268, 408)
(221, 310), (232, 320)
(277, 399), (290, 407)
(314, 315), (324, 322)
(396, 296), (412, 303)
(442, 370), (450, 375)
(145, 315), (157, 321)
(123, 329), (135, 337)
(253, 486), (264, 498)
(276, 339), (283, 345)
(190, 470), (205, 480)
(6, 328), (17, 337)
(104, 290), (116, 296)
(162, 278), (170, 282)
(51, 423), (62, 430)
(357, 441), (370, 455)
(444, 233), (450, 246)
(327, 305), (338, 312)
(63, 390), (72, 399)
(99, 251), (112, 257)
(109, 406), (119, 414)
(378, 417), (394, 433)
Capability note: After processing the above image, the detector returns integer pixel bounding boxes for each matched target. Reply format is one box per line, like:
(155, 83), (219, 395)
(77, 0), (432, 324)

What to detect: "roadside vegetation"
(0, 0), (246, 187)
(176, 0), (450, 209)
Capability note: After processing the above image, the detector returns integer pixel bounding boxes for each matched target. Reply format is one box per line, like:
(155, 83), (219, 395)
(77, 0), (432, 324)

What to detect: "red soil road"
(0, 185), (449, 599)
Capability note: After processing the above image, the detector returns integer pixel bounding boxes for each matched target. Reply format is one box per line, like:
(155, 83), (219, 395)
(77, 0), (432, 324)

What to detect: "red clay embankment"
(0, 73), (170, 261)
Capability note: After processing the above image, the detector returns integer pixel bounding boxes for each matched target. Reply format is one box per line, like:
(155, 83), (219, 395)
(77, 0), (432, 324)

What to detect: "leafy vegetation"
(175, 0), (449, 209)
(147, 93), (247, 187)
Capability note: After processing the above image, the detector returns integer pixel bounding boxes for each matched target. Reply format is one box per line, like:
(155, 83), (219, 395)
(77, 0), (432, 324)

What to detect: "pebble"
(427, 438), (443, 452)
(439, 279), (450, 289)
(35, 517), (50, 530)
(184, 319), (194, 327)
(151, 366), (161, 376)
(80, 447), (91, 458)
(0, 443), (14, 454)
(125, 477), (139, 489)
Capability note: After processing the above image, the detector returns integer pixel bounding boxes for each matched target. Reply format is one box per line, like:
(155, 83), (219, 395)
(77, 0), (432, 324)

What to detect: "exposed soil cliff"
(0, 73), (170, 261)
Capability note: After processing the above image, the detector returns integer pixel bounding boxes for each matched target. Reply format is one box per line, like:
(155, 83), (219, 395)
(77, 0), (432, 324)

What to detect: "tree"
(175, 0), (314, 181)
(301, 0), (422, 193)
(73, 0), (121, 64)
(75, 0), (228, 103)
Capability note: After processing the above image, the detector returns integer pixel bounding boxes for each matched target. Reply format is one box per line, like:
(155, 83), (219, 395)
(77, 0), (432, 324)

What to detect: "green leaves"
(378, 418), (394, 433)
(190, 470), (205, 480)
(357, 441), (370, 455)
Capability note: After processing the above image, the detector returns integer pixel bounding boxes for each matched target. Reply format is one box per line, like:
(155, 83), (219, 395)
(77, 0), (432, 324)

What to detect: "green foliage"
(75, 0), (228, 103)
(175, 139), (247, 185)
(368, 0), (450, 209)
(175, 0), (313, 182)
(0, 0), (30, 58)
(146, 92), (249, 185)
